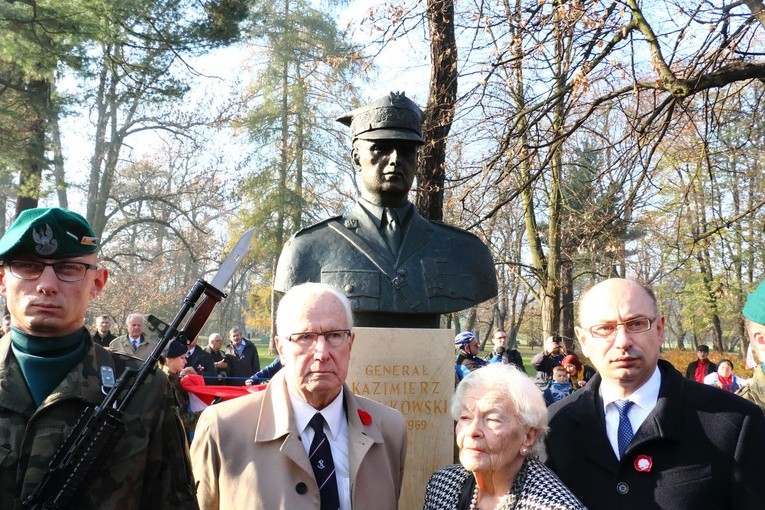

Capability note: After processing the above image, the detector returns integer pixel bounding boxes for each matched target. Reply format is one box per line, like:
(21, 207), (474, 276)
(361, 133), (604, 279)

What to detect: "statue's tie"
(382, 208), (401, 254)
(308, 413), (340, 510)
(614, 399), (634, 458)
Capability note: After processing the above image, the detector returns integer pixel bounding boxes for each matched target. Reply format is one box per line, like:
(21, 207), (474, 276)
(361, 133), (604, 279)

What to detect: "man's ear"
(755, 330), (765, 348)
(351, 148), (360, 170)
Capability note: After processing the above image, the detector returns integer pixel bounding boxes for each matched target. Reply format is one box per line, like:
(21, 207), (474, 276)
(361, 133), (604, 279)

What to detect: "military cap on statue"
(743, 280), (765, 325)
(336, 91), (425, 143)
(0, 207), (98, 260)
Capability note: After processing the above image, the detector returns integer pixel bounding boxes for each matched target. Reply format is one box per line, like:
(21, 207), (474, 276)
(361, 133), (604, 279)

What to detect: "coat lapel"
(253, 371), (314, 475)
(347, 204), (393, 263)
(630, 360), (684, 450)
(569, 379), (620, 472)
(396, 212), (433, 266)
(345, 389), (383, 481)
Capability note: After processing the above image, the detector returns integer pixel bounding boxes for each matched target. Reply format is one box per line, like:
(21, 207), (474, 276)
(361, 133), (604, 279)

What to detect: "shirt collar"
(287, 386), (346, 441)
(600, 363), (661, 413)
(358, 198), (412, 229)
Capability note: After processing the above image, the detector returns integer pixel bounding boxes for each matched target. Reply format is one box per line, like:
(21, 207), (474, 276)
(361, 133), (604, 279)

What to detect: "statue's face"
(352, 139), (418, 206)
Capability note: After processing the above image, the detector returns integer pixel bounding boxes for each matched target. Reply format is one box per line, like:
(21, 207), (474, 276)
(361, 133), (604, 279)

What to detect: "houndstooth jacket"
(422, 458), (586, 510)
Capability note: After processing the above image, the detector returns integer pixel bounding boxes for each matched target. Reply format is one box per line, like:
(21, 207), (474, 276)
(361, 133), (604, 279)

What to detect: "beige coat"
(190, 370), (407, 510)
(108, 334), (157, 361)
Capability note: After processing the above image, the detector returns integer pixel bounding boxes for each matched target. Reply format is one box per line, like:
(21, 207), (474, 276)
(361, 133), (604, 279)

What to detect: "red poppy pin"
(357, 409), (372, 426)
(634, 455), (652, 472)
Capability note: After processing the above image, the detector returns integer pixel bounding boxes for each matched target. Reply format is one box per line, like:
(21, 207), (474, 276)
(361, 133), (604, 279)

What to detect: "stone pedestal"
(347, 328), (454, 509)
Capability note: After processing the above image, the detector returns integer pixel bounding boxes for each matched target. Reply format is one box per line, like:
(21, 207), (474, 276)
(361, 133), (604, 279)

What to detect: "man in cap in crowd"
(455, 331), (486, 380)
(191, 282), (407, 509)
(737, 280), (765, 412)
(0, 207), (197, 509)
(542, 278), (765, 509)
(274, 91), (497, 329)
(684, 344), (717, 382)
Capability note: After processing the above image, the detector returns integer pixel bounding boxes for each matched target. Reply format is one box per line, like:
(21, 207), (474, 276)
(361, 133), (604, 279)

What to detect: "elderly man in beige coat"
(190, 282), (407, 509)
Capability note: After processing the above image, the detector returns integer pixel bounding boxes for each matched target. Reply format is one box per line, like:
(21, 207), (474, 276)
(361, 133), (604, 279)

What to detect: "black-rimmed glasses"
(288, 330), (351, 348)
(585, 316), (657, 338)
(4, 260), (99, 282)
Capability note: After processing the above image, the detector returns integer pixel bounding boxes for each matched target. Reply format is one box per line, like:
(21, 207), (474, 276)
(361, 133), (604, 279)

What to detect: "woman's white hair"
(451, 363), (549, 456)
(276, 282), (354, 338)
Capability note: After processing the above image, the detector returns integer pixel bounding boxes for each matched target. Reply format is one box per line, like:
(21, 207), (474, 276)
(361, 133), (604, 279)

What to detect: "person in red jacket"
(684, 344), (717, 382)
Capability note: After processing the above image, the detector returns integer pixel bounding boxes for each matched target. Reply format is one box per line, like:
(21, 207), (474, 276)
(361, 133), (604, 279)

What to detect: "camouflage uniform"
(0, 331), (198, 509)
(164, 370), (202, 435)
(737, 364), (765, 414)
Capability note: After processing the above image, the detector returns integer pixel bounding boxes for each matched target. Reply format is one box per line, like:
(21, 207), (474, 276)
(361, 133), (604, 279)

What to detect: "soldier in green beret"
(738, 280), (765, 413)
(274, 92), (497, 328)
(0, 207), (198, 509)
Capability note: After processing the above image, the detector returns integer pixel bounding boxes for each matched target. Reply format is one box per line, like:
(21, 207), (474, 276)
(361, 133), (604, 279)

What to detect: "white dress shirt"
(601, 366), (661, 459)
(288, 388), (351, 510)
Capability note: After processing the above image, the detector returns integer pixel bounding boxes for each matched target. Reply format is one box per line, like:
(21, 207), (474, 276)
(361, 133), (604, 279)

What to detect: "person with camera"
(487, 328), (526, 372)
(531, 335), (568, 388)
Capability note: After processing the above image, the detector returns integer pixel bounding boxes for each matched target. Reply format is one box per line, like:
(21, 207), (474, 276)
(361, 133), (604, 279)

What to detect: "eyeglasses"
(5, 260), (99, 282)
(288, 330), (351, 349)
(585, 316), (657, 338)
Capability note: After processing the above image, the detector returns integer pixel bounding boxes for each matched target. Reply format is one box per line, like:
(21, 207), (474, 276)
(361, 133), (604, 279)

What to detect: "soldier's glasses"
(5, 260), (99, 282)
(288, 330), (351, 348)
(585, 316), (657, 338)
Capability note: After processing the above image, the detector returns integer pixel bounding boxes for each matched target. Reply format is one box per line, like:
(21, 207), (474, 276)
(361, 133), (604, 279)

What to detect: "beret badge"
(33, 224), (58, 256)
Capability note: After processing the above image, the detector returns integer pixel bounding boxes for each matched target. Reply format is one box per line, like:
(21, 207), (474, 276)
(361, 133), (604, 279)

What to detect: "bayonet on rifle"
(23, 228), (255, 510)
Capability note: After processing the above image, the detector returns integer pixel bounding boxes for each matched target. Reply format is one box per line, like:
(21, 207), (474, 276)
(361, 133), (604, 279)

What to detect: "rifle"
(23, 228), (255, 510)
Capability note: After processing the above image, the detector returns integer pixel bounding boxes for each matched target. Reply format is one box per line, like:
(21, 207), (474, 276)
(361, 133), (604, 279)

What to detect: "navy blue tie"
(614, 399), (634, 458)
(308, 413), (340, 510)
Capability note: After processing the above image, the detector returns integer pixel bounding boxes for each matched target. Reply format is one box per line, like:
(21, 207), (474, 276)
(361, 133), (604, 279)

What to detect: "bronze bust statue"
(274, 92), (497, 328)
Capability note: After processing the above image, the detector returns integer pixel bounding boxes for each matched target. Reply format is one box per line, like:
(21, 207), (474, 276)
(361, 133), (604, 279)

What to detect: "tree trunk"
(418, 0), (457, 221)
(16, 78), (50, 216)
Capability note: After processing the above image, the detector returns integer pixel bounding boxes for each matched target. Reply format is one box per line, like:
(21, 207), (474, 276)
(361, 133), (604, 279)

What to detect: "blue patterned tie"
(614, 399), (634, 458)
(308, 413), (340, 510)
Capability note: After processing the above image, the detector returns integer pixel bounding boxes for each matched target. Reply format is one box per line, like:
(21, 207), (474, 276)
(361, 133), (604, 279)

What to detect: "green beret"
(743, 280), (765, 325)
(336, 91), (424, 144)
(0, 207), (98, 260)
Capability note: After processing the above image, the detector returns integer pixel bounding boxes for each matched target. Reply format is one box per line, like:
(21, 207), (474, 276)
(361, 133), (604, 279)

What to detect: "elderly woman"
(423, 363), (585, 510)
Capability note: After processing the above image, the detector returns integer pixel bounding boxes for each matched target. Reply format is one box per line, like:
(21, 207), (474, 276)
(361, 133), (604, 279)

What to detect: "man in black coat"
(224, 327), (260, 386)
(542, 278), (765, 509)
(684, 344), (717, 382)
(185, 336), (216, 382)
(91, 314), (115, 347)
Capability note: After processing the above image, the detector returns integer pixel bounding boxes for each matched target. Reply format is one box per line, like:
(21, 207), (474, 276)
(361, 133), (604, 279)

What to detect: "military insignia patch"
(32, 224), (58, 256)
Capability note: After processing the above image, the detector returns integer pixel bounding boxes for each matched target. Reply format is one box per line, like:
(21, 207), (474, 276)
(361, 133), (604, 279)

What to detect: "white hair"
(276, 283), (353, 339)
(452, 363), (549, 457)
(126, 313), (144, 325)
